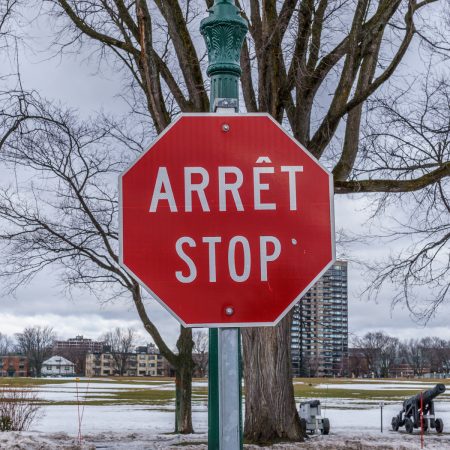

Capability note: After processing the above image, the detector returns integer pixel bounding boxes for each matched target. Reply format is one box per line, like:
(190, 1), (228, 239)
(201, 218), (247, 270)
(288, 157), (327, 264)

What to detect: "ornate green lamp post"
(200, 2), (248, 449)
(201, 0), (248, 111)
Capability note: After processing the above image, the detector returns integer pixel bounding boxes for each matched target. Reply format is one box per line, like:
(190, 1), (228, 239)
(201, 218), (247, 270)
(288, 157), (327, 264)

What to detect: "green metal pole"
(200, 3), (247, 449)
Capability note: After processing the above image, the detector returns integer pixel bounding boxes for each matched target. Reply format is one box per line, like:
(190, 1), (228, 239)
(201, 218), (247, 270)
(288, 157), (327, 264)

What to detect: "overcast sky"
(0, 6), (449, 348)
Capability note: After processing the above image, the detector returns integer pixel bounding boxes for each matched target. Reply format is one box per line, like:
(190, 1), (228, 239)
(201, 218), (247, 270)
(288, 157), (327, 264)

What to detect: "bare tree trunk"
(35, 362), (42, 378)
(175, 366), (193, 434)
(242, 312), (303, 443)
(132, 286), (195, 433)
(174, 327), (194, 434)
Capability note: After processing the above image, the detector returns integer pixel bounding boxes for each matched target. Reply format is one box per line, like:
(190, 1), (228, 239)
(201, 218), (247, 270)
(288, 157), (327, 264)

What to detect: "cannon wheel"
(391, 417), (399, 431)
(435, 418), (444, 434)
(322, 418), (330, 435)
(405, 418), (414, 434)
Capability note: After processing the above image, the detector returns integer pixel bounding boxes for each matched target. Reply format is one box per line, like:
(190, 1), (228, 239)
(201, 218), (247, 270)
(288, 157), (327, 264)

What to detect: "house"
(42, 356), (75, 377)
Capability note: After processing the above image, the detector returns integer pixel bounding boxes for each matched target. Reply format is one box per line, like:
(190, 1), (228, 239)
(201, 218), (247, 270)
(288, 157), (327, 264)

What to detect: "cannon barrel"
(404, 383), (446, 407)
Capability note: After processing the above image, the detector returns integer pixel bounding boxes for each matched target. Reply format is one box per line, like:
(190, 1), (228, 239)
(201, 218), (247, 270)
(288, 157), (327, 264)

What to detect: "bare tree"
(439, 340), (450, 374)
(0, 387), (42, 431)
(0, 1), (18, 47)
(303, 354), (321, 378)
(5, 0), (450, 441)
(15, 326), (55, 377)
(402, 338), (431, 376)
(352, 333), (450, 377)
(348, 348), (368, 378)
(0, 333), (13, 355)
(421, 337), (442, 374)
(102, 327), (136, 376)
(192, 330), (208, 378)
(402, 336), (450, 376)
(354, 331), (399, 377)
(0, 94), (194, 432)
(363, 76), (450, 322)
(431, 338), (450, 375)
(378, 336), (399, 378)
(353, 332), (381, 377)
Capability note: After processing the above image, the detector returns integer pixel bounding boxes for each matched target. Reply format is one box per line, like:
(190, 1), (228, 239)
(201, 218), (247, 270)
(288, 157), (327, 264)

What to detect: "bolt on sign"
(119, 114), (335, 327)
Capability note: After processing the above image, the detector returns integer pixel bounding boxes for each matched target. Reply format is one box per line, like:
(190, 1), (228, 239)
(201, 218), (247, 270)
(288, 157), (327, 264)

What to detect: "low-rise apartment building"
(135, 352), (165, 376)
(85, 353), (114, 377)
(0, 355), (29, 377)
(85, 351), (166, 377)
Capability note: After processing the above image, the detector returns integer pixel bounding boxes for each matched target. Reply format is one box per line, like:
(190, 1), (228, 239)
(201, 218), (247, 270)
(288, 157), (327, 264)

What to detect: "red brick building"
(0, 356), (29, 377)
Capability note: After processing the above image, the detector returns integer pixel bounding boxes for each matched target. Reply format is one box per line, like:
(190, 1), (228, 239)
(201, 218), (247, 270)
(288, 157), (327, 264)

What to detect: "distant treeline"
(350, 331), (450, 378)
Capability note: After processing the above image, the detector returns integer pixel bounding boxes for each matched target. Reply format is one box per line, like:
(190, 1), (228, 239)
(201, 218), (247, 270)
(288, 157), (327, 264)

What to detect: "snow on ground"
(33, 382), (176, 402)
(2, 429), (450, 449)
(1, 379), (450, 449)
(28, 379), (207, 402)
(315, 382), (448, 391)
(350, 379), (447, 384)
(30, 404), (207, 435)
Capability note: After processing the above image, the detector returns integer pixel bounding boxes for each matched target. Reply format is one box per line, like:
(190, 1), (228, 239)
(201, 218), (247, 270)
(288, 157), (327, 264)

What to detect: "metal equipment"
(299, 400), (330, 435)
(391, 383), (446, 434)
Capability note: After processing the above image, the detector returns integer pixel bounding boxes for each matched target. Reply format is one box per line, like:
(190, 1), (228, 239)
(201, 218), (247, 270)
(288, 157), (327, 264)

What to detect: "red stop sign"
(119, 114), (334, 327)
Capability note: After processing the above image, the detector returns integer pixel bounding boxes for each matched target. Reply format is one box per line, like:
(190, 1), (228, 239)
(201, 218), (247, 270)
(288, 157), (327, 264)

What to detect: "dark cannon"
(391, 383), (446, 434)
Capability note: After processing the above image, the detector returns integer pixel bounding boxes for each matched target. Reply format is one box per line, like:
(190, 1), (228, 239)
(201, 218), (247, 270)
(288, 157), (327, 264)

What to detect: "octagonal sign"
(119, 114), (335, 327)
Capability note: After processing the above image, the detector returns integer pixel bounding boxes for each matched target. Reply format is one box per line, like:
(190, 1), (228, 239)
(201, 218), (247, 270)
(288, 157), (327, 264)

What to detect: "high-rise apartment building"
(291, 260), (348, 377)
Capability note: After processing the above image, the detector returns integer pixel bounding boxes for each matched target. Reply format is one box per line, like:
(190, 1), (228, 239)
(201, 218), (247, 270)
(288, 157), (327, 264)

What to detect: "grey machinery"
(299, 400), (330, 435)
